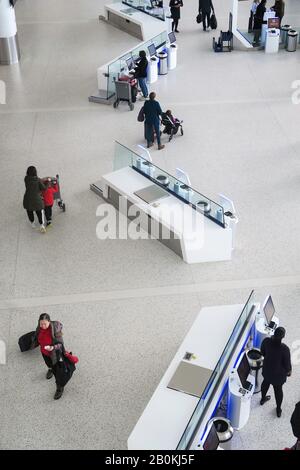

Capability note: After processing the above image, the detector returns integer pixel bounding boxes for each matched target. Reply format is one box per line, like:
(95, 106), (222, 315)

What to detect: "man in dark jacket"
(260, 327), (292, 417)
(199, 0), (214, 31)
(290, 402), (300, 449)
(134, 50), (148, 99)
(143, 92), (165, 150)
(253, 0), (267, 46)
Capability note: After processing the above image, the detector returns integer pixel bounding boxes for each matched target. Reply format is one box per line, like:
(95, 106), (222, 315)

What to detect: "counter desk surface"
(127, 303), (249, 450)
(101, 166), (232, 263)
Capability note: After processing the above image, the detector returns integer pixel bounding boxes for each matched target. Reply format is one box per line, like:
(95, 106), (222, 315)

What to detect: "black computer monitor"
(168, 31), (176, 44)
(202, 423), (219, 450)
(148, 43), (156, 57)
(237, 353), (251, 389)
(262, 295), (275, 327)
(126, 57), (134, 71)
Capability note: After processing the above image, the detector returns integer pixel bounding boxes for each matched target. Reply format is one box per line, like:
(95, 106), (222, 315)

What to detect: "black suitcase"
(18, 331), (36, 352)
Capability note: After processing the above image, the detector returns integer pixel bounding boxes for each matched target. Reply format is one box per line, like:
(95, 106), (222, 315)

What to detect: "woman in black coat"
(169, 0), (183, 33)
(23, 166), (47, 232)
(253, 0), (267, 46)
(260, 327), (292, 417)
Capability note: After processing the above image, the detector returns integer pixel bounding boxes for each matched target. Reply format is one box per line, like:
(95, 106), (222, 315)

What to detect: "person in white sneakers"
(23, 166), (47, 233)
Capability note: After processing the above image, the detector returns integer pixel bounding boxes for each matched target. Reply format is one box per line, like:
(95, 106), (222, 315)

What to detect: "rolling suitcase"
(18, 331), (36, 352)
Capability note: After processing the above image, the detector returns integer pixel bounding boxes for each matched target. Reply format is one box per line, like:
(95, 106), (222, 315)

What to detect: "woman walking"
(23, 166), (47, 233)
(169, 0), (183, 33)
(260, 327), (292, 417)
(34, 313), (71, 400)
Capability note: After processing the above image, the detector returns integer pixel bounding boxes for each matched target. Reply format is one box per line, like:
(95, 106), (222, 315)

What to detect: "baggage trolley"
(113, 80), (134, 111)
(42, 174), (66, 212)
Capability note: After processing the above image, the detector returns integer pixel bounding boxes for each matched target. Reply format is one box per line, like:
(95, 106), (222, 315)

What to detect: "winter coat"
(134, 57), (148, 79)
(291, 402), (300, 438)
(42, 183), (58, 207)
(23, 175), (46, 211)
(33, 321), (64, 366)
(253, 3), (266, 30)
(169, 0), (183, 20)
(199, 0), (213, 14)
(261, 337), (292, 385)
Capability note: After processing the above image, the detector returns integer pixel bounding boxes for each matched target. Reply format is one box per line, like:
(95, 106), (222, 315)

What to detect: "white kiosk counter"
(98, 166), (233, 264)
(127, 301), (258, 450)
(104, 2), (167, 40)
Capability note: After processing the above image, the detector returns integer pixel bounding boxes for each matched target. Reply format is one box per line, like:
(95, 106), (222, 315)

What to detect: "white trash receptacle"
(147, 56), (159, 83)
(167, 44), (177, 70)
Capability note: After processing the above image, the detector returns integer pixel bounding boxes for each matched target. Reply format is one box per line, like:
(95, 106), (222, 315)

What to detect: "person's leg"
(172, 20), (175, 31)
(260, 380), (271, 404)
(203, 13), (208, 31)
(154, 121), (164, 149)
(145, 124), (154, 148)
(26, 210), (34, 223)
(42, 354), (54, 379)
(273, 384), (283, 416)
(138, 78), (148, 98)
(36, 210), (46, 232)
(44, 205), (52, 225)
(174, 19), (179, 32)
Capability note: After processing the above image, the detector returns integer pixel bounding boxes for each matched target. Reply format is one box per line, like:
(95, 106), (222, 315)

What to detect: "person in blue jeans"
(143, 92), (165, 150)
(134, 50), (148, 100)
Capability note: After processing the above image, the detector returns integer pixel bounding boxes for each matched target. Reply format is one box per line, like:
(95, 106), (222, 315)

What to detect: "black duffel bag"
(18, 331), (37, 352)
(55, 355), (76, 387)
(210, 13), (217, 30)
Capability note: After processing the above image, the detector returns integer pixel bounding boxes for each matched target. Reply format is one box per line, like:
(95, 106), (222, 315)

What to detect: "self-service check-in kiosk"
(227, 352), (255, 429)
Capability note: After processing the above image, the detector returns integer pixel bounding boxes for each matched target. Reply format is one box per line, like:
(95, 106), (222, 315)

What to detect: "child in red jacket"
(41, 178), (58, 226)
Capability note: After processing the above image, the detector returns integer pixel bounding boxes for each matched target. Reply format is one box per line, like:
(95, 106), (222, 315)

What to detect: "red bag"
(64, 350), (79, 364)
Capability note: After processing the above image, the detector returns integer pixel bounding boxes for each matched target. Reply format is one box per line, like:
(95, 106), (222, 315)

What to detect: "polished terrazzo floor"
(0, 0), (300, 450)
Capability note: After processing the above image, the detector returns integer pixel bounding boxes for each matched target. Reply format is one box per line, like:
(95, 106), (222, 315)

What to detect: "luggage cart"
(113, 80), (134, 111)
(42, 174), (66, 212)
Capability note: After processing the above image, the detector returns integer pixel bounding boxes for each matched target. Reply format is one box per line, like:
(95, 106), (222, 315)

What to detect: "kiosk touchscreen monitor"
(237, 353), (251, 390)
(148, 43), (156, 57)
(262, 295), (275, 327)
(202, 423), (219, 450)
(126, 57), (134, 71)
(168, 31), (176, 44)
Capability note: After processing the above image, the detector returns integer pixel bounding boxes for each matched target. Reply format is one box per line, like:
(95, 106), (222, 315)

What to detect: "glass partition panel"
(114, 141), (225, 227)
(122, 0), (165, 21)
(176, 290), (255, 450)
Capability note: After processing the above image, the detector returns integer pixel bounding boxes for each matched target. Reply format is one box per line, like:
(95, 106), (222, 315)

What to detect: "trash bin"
(158, 52), (168, 75)
(167, 44), (177, 70)
(208, 417), (234, 450)
(280, 24), (291, 46)
(286, 30), (298, 52)
(246, 348), (264, 394)
(147, 57), (158, 84)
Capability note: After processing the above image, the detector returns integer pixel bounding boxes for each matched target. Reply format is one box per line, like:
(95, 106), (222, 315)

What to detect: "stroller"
(161, 111), (184, 142)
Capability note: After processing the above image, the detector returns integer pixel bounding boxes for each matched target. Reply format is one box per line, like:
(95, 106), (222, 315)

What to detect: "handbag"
(18, 331), (37, 352)
(196, 12), (203, 24)
(210, 13), (217, 30)
(64, 350), (79, 364)
(137, 106), (145, 122)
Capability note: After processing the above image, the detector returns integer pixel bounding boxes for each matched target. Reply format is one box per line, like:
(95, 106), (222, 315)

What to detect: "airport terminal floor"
(1, 0), (300, 451)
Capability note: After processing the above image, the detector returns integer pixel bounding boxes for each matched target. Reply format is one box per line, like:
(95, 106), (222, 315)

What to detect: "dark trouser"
(146, 121), (161, 146)
(44, 205), (53, 222)
(26, 210), (44, 225)
(172, 19), (179, 31)
(253, 28), (262, 44)
(42, 354), (61, 388)
(202, 12), (210, 30)
(138, 77), (148, 98)
(261, 380), (283, 410)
